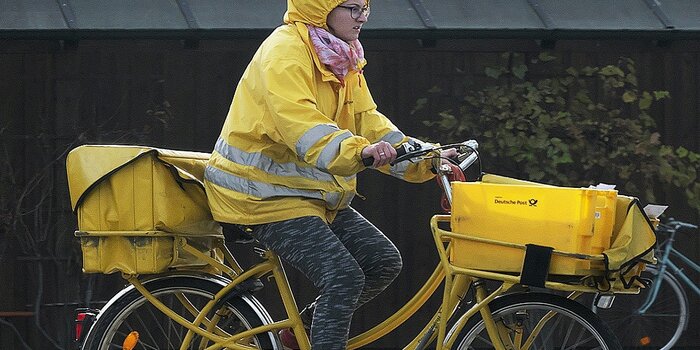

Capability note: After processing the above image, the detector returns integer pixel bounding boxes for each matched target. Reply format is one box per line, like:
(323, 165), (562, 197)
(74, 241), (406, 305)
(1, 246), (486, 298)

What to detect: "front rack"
(429, 215), (644, 295)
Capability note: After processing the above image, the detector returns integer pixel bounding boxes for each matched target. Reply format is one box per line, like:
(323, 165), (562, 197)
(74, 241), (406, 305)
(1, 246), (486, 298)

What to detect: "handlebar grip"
(362, 144), (408, 166)
(676, 222), (699, 230)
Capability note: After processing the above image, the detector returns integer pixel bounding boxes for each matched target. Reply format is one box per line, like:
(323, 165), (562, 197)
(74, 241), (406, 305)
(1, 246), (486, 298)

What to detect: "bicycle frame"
(122, 235), (476, 350)
(115, 237), (461, 350)
(639, 232), (700, 313)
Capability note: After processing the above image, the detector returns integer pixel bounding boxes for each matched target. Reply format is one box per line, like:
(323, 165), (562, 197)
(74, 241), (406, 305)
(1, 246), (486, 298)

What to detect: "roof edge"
(1, 28), (700, 41)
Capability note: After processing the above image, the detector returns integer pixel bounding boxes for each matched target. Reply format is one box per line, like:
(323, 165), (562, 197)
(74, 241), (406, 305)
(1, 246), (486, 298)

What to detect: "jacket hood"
(283, 0), (350, 29)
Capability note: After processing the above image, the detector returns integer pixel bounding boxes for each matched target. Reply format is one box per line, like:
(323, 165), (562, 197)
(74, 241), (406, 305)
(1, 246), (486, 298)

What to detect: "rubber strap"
(521, 244), (554, 287)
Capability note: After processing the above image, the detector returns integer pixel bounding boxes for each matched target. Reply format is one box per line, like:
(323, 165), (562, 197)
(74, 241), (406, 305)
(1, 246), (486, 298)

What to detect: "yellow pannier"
(67, 145), (223, 275)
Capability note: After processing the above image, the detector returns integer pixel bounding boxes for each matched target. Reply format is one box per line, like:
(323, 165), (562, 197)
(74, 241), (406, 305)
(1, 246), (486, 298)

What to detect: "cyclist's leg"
(252, 216), (365, 350)
(330, 207), (403, 307)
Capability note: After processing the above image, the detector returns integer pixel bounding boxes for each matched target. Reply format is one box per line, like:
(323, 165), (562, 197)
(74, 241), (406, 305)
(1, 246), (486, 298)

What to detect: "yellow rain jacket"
(205, 0), (435, 225)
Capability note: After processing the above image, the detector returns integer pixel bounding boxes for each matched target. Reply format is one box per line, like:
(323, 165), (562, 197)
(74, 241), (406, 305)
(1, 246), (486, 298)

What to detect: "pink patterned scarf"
(307, 25), (365, 85)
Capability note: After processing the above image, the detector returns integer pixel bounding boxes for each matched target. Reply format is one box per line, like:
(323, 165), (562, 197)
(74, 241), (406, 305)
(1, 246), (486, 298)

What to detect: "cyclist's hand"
(440, 148), (459, 164)
(362, 141), (397, 168)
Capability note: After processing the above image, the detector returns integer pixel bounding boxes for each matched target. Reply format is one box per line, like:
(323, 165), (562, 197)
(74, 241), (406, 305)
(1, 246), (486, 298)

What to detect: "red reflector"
(74, 308), (99, 346)
(75, 312), (87, 341)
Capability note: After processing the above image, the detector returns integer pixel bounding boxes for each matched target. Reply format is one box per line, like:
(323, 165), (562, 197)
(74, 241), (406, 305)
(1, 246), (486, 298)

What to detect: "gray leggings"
(250, 207), (403, 350)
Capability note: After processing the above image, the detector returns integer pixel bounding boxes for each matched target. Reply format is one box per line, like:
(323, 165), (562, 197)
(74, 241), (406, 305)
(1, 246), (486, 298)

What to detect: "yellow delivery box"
(67, 145), (223, 274)
(450, 181), (617, 275)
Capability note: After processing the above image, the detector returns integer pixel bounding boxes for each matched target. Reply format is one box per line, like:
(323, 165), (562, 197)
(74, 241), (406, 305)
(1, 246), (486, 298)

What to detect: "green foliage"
(415, 53), (700, 214)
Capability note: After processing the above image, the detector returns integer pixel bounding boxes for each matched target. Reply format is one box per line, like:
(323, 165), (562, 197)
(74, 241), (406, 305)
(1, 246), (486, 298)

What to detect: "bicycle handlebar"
(362, 139), (480, 172)
(656, 219), (698, 234)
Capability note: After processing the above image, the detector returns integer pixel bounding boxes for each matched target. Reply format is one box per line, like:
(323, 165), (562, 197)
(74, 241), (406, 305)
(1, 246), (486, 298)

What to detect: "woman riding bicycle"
(204, 0), (453, 349)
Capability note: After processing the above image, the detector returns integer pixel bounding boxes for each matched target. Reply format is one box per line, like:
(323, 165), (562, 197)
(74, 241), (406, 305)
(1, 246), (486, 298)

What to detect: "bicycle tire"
(448, 292), (622, 350)
(81, 274), (281, 350)
(592, 266), (688, 349)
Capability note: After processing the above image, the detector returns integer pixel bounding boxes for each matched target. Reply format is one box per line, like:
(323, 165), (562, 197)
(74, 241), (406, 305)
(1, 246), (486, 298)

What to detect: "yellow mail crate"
(67, 145), (223, 275)
(450, 181), (617, 276)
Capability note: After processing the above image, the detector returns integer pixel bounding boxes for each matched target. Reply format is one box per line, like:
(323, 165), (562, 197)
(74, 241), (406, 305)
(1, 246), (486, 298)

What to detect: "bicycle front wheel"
(82, 274), (280, 350)
(592, 266), (688, 349)
(449, 292), (622, 350)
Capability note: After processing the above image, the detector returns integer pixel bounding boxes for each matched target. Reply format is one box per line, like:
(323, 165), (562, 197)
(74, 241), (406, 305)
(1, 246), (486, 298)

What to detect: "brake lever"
(390, 143), (436, 165)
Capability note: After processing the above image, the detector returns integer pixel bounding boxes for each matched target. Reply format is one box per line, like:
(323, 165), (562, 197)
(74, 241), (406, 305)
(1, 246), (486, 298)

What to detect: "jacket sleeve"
(353, 74), (436, 183)
(259, 56), (370, 177)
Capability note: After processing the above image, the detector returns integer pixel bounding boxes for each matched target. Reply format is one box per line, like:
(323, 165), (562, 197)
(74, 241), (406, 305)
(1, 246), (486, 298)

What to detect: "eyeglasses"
(337, 5), (370, 19)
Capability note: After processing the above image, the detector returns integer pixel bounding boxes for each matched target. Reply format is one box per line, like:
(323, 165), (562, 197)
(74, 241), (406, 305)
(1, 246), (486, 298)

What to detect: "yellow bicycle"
(66, 140), (656, 350)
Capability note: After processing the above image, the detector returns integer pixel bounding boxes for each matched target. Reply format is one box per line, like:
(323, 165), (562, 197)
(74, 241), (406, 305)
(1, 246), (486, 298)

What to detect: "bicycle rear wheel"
(592, 266), (688, 349)
(82, 274), (280, 350)
(449, 292), (622, 350)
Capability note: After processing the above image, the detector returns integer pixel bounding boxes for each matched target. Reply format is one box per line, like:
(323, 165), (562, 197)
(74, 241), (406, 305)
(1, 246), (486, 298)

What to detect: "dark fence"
(1, 37), (698, 349)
